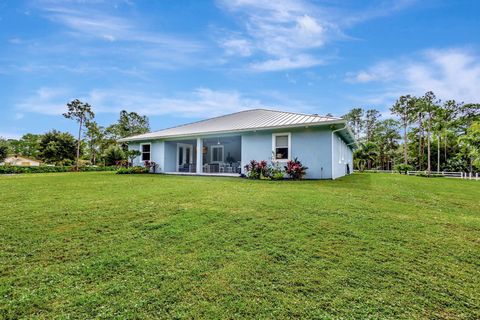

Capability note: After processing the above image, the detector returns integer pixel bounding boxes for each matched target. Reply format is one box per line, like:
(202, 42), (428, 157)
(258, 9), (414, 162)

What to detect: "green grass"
(0, 173), (479, 319)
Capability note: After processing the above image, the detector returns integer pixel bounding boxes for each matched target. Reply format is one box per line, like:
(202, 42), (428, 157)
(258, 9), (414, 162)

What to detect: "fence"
(362, 169), (479, 180)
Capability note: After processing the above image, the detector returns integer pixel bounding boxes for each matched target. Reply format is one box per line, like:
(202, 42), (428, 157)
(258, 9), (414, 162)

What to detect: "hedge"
(0, 165), (117, 174)
(116, 166), (150, 174)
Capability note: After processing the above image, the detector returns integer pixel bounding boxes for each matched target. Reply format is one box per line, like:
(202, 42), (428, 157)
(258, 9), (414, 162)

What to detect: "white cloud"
(250, 54), (322, 72)
(346, 48), (480, 104)
(216, 0), (415, 72)
(35, 2), (202, 51)
(16, 87), (275, 118)
(16, 87), (73, 115)
(217, 0), (335, 71)
(221, 38), (253, 57)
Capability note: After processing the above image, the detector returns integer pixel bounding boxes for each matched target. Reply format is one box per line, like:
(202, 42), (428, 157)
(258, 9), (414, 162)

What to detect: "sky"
(1, 0), (479, 139)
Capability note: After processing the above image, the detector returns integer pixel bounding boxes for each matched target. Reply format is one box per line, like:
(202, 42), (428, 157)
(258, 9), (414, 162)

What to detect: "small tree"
(104, 145), (125, 166)
(0, 138), (8, 163)
(63, 99), (95, 170)
(126, 149), (142, 166)
(38, 130), (77, 165)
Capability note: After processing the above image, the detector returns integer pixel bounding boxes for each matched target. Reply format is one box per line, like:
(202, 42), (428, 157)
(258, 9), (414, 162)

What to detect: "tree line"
(0, 100), (150, 167)
(344, 91), (480, 173)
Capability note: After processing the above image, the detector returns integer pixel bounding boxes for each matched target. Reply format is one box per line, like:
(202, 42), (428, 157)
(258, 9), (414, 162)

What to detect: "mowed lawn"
(0, 173), (479, 319)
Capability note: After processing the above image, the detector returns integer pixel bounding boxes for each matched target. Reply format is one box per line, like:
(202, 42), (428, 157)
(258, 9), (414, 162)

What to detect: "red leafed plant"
(284, 158), (308, 179)
(244, 159), (270, 179)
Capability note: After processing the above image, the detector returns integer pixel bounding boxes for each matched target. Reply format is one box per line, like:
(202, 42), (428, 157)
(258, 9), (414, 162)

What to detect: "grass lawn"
(0, 172), (479, 319)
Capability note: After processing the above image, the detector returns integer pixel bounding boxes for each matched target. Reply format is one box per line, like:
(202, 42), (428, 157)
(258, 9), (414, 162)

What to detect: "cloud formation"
(346, 48), (480, 104)
(16, 87), (275, 118)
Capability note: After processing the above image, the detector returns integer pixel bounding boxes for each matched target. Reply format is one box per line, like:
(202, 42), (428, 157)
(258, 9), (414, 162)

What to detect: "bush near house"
(244, 158), (307, 180)
(116, 166), (150, 174)
(0, 165), (117, 174)
(284, 158), (308, 179)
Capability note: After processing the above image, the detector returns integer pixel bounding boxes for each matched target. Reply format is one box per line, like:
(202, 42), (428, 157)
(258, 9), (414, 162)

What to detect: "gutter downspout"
(331, 125), (347, 180)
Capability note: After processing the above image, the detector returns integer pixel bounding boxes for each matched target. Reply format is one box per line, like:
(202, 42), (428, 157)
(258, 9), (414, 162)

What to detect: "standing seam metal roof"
(118, 108), (347, 142)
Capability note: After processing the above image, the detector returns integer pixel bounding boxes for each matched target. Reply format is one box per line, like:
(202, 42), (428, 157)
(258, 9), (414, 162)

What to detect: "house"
(1, 155), (42, 167)
(119, 109), (356, 179)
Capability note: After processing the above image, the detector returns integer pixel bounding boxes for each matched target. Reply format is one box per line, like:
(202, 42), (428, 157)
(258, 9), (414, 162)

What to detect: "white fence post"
(469, 172), (472, 180)
(476, 173), (479, 181)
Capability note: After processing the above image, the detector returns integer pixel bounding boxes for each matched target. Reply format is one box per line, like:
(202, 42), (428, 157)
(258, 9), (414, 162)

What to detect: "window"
(141, 143), (151, 161)
(211, 145), (224, 163)
(272, 133), (291, 161)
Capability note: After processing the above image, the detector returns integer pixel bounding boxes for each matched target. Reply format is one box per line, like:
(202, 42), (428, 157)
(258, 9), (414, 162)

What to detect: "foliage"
(144, 160), (158, 173)
(63, 99), (95, 170)
(38, 130), (77, 165)
(84, 121), (105, 165)
(0, 165), (116, 174)
(244, 160), (269, 179)
(394, 163), (413, 174)
(414, 172), (445, 178)
(284, 157), (308, 179)
(0, 138), (8, 163)
(1, 173), (479, 319)
(7, 134), (42, 158)
(458, 121), (480, 171)
(116, 166), (150, 174)
(270, 162), (284, 180)
(126, 149), (142, 165)
(349, 91), (479, 173)
(106, 110), (150, 140)
(342, 108), (364, 140)
(104, 145), (126, 166)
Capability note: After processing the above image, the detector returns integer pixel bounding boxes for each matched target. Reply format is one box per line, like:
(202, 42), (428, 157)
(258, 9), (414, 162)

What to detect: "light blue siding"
(241, 127), (333, 179)
(128, 127), (354, 179)
(127, 140), (164, 171)
(332, 132), (353, 179)
(163, 141), (177, 172)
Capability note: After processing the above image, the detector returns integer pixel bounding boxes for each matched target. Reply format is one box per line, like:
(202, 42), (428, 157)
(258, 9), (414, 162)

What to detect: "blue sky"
(1, 0), (479, 138)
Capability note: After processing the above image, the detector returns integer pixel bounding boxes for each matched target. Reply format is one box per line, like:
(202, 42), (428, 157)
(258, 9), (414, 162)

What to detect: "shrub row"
(244, 158), (308, 180)
(0, 165), (117, 174)
(116, 166), (150, 174)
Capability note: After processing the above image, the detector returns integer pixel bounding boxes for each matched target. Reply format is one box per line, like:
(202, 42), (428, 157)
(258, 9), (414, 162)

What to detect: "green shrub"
(394, 164), (414, 174)
(0, 165), (117, 174)
(116, 166), (150, 174)
(415, 172), (445, 178)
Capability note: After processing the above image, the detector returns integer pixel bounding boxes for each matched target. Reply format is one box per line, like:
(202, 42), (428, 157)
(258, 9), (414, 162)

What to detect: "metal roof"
(118, 108), (353, 143)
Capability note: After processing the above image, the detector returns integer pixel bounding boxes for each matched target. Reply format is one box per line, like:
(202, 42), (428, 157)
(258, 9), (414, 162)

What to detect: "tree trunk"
(418, 115), (423, 171)
(444, 133), (448, 165)
(403, 124), (408, 164)
(437, 135), (440, 173)
(427, 119), (431, 175)
(76, 118), (82, 171)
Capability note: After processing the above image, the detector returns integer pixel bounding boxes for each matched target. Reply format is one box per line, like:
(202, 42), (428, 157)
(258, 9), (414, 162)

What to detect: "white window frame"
(140, 143), (151, 162)
(210, 145), (224, 163)
(272, 132), (291, 162)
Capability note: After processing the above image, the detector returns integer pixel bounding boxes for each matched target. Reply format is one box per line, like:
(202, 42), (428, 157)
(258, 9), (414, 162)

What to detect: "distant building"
(2, 155), (42, 166)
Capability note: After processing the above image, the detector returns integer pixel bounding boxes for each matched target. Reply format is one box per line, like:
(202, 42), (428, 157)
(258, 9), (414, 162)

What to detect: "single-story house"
(1, 155), (42, 166)
(119, 109), (356, 179)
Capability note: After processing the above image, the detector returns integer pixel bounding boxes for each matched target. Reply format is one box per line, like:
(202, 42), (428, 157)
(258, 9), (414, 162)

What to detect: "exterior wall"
(127, 128), (354, 179)
(332, 133), (353, 179)
(241, 127), (333, 179)
(163, 141), (177, 172)
(128, 140), (165, 172)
